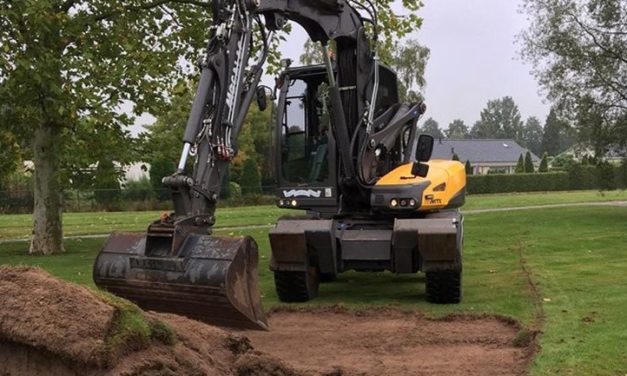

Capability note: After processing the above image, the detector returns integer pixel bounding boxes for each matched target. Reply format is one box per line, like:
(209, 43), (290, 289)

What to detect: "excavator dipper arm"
(93, 0), (375, 330)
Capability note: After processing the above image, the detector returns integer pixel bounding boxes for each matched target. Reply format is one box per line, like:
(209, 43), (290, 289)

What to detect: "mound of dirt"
(0, 266), (115, 367)
(241, 308), (535, 376)
(0, 266), (297, 376)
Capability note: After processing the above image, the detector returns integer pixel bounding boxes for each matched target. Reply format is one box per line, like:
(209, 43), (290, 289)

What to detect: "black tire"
(319, 272), (337, 283)
(425, 270), (462, 304)
(274, 266), (319, 302)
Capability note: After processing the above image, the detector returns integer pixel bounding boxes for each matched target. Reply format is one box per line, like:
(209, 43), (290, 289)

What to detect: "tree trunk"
(30, 124), (64, 255)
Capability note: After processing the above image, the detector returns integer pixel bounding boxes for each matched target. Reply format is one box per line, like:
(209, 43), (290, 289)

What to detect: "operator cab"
(274, 65), (338, 214)
(274, 63), (405, 214)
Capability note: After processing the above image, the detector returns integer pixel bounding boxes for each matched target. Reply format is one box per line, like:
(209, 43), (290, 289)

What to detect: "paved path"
(2, 201), (626, 244)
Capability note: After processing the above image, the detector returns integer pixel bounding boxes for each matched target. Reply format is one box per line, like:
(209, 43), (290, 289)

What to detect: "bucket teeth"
(93, 232), (268, 331)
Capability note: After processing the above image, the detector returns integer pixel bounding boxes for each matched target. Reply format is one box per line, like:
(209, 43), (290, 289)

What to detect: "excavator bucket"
(93, 232), (268, 330)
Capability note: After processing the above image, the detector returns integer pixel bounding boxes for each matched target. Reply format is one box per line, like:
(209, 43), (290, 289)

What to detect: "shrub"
(596, 162), (616, 191)
(220, 166), (231, 199)
(539, 153), (549, 172)
(618, 159), (627, 189)
(93, 161), (121, 210)
(149, 159), (175, 201)
(524, 151), (534, 173)
(123, 177), (154, 201)
(467, 164), (625, 194)
(229, 182), (242, 201)
(515, 154), (524, 173)
(465, 160), (473, 175)
(240, 158), (262, 195)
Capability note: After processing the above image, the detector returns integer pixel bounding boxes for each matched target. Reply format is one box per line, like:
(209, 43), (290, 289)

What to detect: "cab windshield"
(280, 76), (330, 184)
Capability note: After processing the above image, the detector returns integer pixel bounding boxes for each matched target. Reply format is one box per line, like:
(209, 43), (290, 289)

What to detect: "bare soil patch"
(0, 267), (535, 375)
(240, 308), (534, 376)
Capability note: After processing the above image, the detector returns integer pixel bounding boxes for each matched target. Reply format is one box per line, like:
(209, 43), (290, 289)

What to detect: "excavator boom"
(93, 0), (376, 330)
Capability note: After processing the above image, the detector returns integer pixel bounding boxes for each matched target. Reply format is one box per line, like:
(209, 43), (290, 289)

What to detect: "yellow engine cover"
(374, 160), (467, 211)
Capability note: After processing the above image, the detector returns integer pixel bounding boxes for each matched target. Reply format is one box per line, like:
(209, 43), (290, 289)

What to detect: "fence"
(0, 186), (278, 214)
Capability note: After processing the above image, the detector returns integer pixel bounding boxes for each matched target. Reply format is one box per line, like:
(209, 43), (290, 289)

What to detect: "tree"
(520, 0), (627, 148)
(465, 160), (473, 175)
(575, 95), (616, 157)
(618, 159), (627, 189)
(446, 119), (469, 139)
(422, 118), (444, 138)
(220, 166), (231, 200)
(524, 151), (535, 173)
(542, 109), (575, 156)
(0, 1), (213, 254)
(299, 39), (324, 65)
(515, 154), (525, 173)
(452, 153), (460, 161)
(471, 97), (524, 142)
(522, 117), (543, 155)
(389, 39), (430, 103)
(241, 158), (262, 195)
(539, 152), (549, 172)
(93, 160), (121, 211)
(0, 130), (21, 190)
(140, 82), (193, 165)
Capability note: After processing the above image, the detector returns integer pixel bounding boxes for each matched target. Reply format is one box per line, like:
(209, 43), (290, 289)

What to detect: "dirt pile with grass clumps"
(0, 266), (298, 376)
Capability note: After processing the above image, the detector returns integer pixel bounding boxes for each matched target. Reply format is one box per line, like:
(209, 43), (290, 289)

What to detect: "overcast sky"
(271, 0), (550, 131)
(135, 1), (550, 135)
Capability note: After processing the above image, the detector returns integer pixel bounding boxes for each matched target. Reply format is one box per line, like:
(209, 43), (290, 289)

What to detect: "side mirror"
(256, 86), (268, 111)
(415, 134), (434, 162)
(411, 162), (429, 178)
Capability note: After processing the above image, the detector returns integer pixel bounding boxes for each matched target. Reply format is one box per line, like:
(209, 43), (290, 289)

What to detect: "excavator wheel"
(319, 272), (337, 283)
(274, 265), (319, 302)
(425, 270), (462, 304)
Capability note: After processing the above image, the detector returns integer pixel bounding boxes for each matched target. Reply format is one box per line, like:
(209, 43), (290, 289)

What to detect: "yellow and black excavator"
(93, 0), (466, 331)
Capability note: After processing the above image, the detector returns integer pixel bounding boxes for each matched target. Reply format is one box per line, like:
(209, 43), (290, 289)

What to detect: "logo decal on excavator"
(425, 194), (442, 205)
(283, 189), (322, 198)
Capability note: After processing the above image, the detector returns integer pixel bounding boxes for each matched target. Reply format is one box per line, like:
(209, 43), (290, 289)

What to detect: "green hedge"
(467, 164), (627, 194)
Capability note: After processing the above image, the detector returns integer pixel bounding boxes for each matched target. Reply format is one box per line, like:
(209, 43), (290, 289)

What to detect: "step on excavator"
(93, 0), (466, 331)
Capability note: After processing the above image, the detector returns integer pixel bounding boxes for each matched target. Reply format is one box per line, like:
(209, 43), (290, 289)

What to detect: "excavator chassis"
(270, 210), (463, 303)
(93, 231), (268, 330)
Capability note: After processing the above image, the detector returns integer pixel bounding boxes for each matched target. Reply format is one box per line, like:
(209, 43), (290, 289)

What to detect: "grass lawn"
(1, 196), (627, 374)
(1, 189), (626, 240)
(0, 205), (293, 240)
(462, 189), (627, 210)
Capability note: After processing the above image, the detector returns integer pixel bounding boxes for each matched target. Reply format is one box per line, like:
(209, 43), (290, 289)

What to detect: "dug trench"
(0, 266), (536, 376)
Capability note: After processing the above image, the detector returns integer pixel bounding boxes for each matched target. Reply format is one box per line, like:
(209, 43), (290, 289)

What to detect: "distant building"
(432, 139), (540, 175)
(124, 163), (150, 181)
(21, 161), (150, 182)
